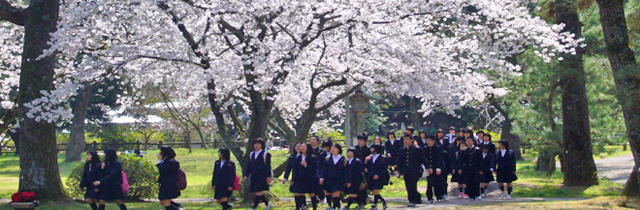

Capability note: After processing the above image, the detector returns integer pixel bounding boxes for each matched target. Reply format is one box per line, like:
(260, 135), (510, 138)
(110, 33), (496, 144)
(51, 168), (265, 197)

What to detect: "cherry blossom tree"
(3, 0), (579, 200)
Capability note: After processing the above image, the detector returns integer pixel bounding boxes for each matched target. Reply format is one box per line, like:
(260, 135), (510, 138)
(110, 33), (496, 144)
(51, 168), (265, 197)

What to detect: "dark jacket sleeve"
(490, 153), (496, 170)
(417, 148), (428, 168)
(374, 157), (387, 178)
(266, 153), (273, 178)
(321, 157), (328, 179)
(212, 162), (219, 187)
(396, 149), (405, 174)
(435, 147), (444, 170)
(80, 164), (88, 189)
(345, 159), (352, 184)
(510, 150), (517, 172)
(99, 162), (122, 184)
(284, 156), (295, 180)
(225, 162), (236, 186)
(244, 153), (252, 178)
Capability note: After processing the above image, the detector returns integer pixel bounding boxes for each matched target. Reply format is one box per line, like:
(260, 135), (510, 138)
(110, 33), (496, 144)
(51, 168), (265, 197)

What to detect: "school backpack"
(11, 191), (35, 202)
(176, 168), (187, 190)
(359, 172), (368, 190)
(233, 174), (240, 191)
(121, 171), (130, 193)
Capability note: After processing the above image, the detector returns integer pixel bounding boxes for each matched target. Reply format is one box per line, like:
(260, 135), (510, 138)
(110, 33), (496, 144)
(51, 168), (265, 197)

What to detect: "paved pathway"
(594, 154), (634, 185)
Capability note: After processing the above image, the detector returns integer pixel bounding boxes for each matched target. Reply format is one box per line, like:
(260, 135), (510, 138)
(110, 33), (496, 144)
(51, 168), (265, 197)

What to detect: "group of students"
(79, 127), (517, 210)
(80, 146), (185, 210)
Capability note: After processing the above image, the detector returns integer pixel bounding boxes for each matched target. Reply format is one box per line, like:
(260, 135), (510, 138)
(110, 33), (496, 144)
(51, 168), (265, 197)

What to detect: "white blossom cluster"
(0, 21), (22, 110)
(2, 0), (579, 125)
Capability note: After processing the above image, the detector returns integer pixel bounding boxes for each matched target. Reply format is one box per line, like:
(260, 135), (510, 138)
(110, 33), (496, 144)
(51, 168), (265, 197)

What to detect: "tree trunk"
(17, 0), (67, 201)
(66, 84), (91, 162)
(555, 0), (598, 187)
(493, 103), (523, 160)
(8, 128), (20, 156)
(535, 150), (556, 175)
(623, 165), (640, 196)
(595, 0), (640, 196)
(409, 97), (421, 131)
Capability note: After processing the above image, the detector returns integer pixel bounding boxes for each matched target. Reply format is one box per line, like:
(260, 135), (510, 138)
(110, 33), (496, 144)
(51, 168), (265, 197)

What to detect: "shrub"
(66, 154), (159, 200)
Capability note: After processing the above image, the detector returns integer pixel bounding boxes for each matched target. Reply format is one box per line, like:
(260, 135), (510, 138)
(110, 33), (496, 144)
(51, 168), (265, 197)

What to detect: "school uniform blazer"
(396, 145), (428, 176)
(99, 161), (123, 187)
(365, 155), (388, 180)
(437, 137), (450, 148)
(321, 155), (348, 180)
(495, 149), (517, 173)
(481, 153), (496, 172)
(312, 147), (324, 162)
(463, 147), (483, 173)
(157, 159), (180, 184)
(416, 138), (429, 148)
(80, 162), (102, 189)
(212, 160), (236, 188)
(318, 151), (329, 176)
(453, 149), (470, 172)
(480, 142), (497, 154)
(384, 139), (404, 160)
(245, 150), (273, 178)
(283, 154), (298, 180)
(294, 155), (318, 181)
(423, 144), (444, 171)
(345, 158), (364, 185)
(354, 145), (371, 163)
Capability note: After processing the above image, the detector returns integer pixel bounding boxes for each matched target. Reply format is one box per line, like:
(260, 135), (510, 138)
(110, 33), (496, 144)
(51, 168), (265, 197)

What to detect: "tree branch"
(316, 81), (364, 112)
(0, 0), (24, 26)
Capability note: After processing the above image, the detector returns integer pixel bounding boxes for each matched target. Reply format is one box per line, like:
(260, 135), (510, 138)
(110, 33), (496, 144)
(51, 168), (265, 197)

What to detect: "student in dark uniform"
(423, 135), (444, 203)
(396, 134), (428, 207)
(94, 148), (127, 210)
(480, 145), (495, 198)
(446, 127), (457, 145)
(157, 146), (181, 210)
(495, 140), (518, 200)
(320, 144), (348, 210)
(462, 137), (483, 201)
(416, 131), (429, 148)
(384, 132), (401, 174)
(355, 133), (371, 162)
(457, 129), (465, 141)
(366, 144), (388, 210)
(436, 129), (451, 201)
(345, 148), (365, 210)
(80, 151), (101, 210)
(319, 140), (333, 203)
(295, 144), (321, 210)
(480, 134), (496, 154)
(283, 142), (303, 190)
(404, 127), (420, 142)
(476, 131), (485, 145)
(310, 136), (324, 158)
(244, 139), (273, 210)
(436, 129), (450, 148)
(212, 148), (236, 210)
(310, 136), (327, 203)
(451, 139), (469, 199)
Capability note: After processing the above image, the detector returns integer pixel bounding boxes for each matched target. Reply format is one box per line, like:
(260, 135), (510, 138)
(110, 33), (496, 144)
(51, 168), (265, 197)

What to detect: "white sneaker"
(265, 204), (273, 210)
(476, 196), (482, 200)
(325, 207), (332, 210)
(322, 199), (328, 205)
(481, 193), (486, 198)
(501, 192), (506, 199)
(443, 195), (450, 201)
(427, 200), (434, 204)
(506, 194), (511, 199)
(407, 203), (416, 207)
(458, 193), (464, 198)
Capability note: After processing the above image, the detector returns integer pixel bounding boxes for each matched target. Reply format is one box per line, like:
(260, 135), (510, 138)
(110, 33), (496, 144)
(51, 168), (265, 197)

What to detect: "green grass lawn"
(0, 147), (626, 201)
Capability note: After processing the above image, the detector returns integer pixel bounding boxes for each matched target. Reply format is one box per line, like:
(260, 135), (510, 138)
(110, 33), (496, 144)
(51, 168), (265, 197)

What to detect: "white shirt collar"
(332, 154), (343, 164)
(372, 154), (380, 163)
(220, 160), (226, 167)
(500, 149), (507, 156)
(301, 155), (307, 161)
(484, 141), (490, 144)
(254, 150), (263, 159)
(482, 153), (487, 158)
(348, 157), (354, 164)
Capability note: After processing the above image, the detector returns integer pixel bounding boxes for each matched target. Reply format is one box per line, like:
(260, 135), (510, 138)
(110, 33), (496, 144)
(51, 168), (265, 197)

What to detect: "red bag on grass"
(11, 192), (35, 202)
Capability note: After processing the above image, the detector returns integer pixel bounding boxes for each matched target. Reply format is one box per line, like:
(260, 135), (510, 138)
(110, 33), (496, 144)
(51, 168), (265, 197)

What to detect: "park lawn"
(0, 148), (625, 200)
(444, 196), (640, 209)
(0, 201), (298, 210)
(521, 145), (632, 161)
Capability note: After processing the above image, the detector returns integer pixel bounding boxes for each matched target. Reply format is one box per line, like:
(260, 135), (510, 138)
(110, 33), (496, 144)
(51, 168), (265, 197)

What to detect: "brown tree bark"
(66, 84), (92, 162)
(490, 99), (523, 160)
(623, 165), (640, 196)
(595, 0), (640, 196)
(15, 0), (68, 201)
(555, 0), (598, 186)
